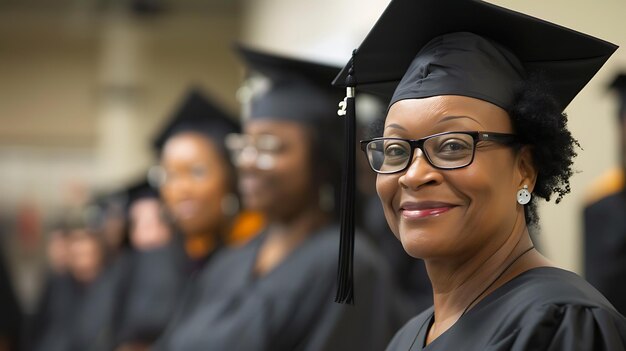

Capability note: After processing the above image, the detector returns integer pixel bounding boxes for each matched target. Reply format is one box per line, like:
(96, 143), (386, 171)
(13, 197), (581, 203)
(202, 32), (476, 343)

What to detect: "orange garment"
(584, 168), (625, 205)
(185, 235), (217, 261)
(184, 211), (265, 259)
(225, 210), (265, 246)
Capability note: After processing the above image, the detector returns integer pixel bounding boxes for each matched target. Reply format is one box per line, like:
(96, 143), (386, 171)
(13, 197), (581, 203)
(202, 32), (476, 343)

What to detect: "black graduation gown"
(152, 225), (399, 351)
(584, 191), (626, 315)
(386, 267), (626, 351)
(0, 248), (21, 350)
(31, 253), (130, 351)
(69, 258), (127, 351)
(27, 272), (74, 351)
(113, 240), (188, 345)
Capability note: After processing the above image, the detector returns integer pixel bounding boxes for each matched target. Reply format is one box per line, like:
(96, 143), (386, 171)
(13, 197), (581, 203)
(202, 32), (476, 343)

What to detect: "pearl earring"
(516, 185), (531, 205)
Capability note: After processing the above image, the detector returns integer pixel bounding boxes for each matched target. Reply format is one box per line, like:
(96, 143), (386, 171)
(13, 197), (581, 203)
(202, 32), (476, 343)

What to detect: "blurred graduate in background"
(114, 89), (263, 351)
(584, 73), (626, 315)
(0, 244), (21, 351)
(29, 212), (127, 351)
(152, 45), (400, 351)
(112, 178), (173, 349)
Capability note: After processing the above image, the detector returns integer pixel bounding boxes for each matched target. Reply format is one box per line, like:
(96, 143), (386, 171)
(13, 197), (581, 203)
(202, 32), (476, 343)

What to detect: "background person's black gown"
(31, 253), (129, 351)
(114, 239), (188, 345)
(386, 267), (626, 351)
(0, 247), (21, 350)
(152, 225), (399, 351)
(584, 190), (626, 316)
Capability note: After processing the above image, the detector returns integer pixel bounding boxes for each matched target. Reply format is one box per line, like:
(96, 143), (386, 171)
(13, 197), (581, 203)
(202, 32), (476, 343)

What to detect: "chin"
(399, 237), (431, 259)
(243, 195), (276, 214)
(397, 224), (450, 259)
(178, 221), (204, 236)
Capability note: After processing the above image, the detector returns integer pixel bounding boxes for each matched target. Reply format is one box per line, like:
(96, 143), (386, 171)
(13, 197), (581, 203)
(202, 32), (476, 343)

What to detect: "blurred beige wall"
(241, 0), (626, 274)
(0, 4), (243, 214)
(0, 2), (244, 308)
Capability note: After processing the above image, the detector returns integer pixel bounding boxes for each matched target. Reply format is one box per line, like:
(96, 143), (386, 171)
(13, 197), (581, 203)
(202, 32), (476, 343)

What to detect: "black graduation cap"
(333, 0), (617, 110)
(153, 88), (240, 154)
(126, 179), (159, 207)
(331, 0), (618, 304)
(82, 188), (129, 235)
(609, 74), (626, 119)
(234, 44), (343, 125)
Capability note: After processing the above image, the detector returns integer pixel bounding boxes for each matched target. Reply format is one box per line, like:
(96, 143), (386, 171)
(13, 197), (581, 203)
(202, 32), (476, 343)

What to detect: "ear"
(515, 145), (537, 192)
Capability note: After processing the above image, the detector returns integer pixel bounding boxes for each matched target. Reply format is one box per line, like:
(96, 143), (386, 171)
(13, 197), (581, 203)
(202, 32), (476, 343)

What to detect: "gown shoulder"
(386, 267), (626, 351)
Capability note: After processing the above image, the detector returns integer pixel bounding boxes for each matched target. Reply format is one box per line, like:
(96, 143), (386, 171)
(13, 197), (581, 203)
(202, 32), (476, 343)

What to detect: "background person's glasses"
(360, 131), (518, 174)
(225, 133), (283, 170)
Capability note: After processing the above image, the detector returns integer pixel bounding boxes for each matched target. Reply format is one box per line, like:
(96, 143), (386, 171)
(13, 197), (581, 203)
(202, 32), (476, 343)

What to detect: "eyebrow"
(384, 123), (408, 131)
(437, 115), (484, 126)
(384, 115), (484, 132)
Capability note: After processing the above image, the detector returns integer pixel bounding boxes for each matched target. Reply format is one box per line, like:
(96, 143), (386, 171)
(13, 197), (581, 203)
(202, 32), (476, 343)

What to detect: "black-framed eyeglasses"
(225, 133), (284, 170)
(360, 131), (518, 174)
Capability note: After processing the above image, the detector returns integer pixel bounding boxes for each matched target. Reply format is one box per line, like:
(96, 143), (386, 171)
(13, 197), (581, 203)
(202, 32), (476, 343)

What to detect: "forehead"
(384, 95), (513, 136)
(162, 132), (220, 161)
(243, 119), (310, 139)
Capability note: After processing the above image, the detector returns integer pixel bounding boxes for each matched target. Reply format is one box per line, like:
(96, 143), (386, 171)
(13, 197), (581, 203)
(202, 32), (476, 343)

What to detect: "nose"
(236, 146), (259, 171)
(168, 175), (194, 197)
(398, 148), (443, 190)
(235, 146), (276, 171)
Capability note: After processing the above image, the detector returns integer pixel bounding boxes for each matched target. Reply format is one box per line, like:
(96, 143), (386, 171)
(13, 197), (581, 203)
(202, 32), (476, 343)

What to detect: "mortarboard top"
(609, 74), (626, 92)
(82, 188), (129, 232)
(152, 88), (239, 154)
(234, 44), (343, 125)
(331, 0), (618, 305)
(609, 74), (626, 93)
(125, 179), (159, 207)
(333, 0), (618, 112)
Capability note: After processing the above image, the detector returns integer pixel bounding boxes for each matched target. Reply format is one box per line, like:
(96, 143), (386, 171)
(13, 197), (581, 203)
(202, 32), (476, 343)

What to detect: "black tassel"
(335, 50), (357, 304)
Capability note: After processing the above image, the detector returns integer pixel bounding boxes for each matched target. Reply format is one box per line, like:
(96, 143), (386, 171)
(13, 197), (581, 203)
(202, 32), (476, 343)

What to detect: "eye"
(190, 165), (208, 180)
(257, 135), (282, 153)
(384, 143), (409, 158)
(438, 139), (472, 153)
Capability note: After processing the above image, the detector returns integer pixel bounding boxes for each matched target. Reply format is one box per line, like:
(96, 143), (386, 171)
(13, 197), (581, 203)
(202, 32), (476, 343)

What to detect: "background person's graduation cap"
(234, 43), (343, 125)
(125, 178), (159, 208)
(152, 87), (240, 155)
(332, 0), (618, 304)
(609, 74), (626, 119)
(234, 44), (345, 213)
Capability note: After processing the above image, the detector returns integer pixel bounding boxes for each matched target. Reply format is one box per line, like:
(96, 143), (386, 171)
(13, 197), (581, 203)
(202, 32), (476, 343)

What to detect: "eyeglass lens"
(365, 133), (475, 173)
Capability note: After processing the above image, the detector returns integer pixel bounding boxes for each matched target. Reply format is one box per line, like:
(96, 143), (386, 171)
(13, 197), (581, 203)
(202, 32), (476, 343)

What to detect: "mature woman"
(332, 0), (626, 349)
(152, 46), (398, 351)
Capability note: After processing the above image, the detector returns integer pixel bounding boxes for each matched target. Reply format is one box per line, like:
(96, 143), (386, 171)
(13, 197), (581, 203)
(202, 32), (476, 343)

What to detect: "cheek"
(275, 150), (314, 198)
(160, 184), (178, 209)
(198, 172), (230, 210)
(453, 153), (518, 231)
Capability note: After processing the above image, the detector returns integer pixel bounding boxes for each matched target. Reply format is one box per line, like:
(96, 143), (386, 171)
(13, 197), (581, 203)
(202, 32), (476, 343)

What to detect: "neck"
(424, 214), (551, 342)
(266, 204), (328, 244)
(184, 218), (232, 260)
(265, 197), (329, 239)
(253, 204), (328, 277)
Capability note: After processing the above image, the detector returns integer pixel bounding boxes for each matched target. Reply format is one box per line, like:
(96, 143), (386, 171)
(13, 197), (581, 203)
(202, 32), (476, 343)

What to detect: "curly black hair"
(508, 75), (580, 225)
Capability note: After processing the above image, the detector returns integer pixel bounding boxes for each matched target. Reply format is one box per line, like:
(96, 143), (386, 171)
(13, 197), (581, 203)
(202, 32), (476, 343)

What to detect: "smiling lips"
(400, 201), (458, 220)
(173, 200), (199, 220)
